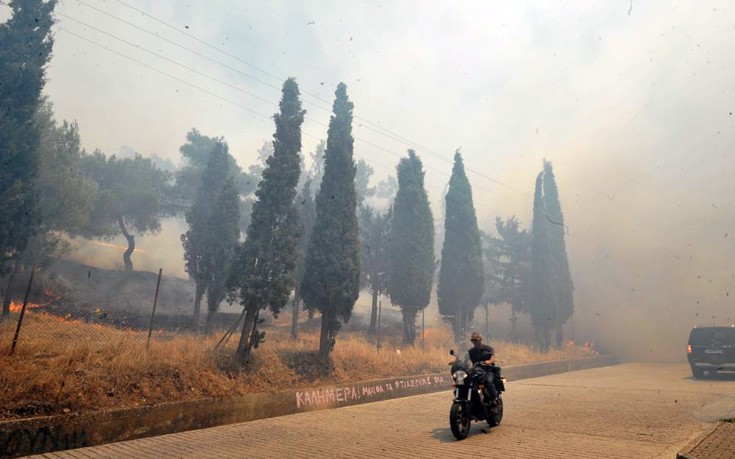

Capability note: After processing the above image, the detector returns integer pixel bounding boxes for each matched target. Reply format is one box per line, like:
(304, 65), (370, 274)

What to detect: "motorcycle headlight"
(453, 370), (467, 385)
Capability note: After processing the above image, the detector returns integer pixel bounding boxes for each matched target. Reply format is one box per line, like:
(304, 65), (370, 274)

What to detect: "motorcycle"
(448, 349), (505, 440)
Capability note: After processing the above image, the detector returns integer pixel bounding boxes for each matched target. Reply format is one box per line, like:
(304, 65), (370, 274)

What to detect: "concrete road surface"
(35, 363), (735, 459)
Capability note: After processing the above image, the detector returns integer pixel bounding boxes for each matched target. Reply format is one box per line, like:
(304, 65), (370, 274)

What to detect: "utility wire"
(107, 0), (510, 188)
(57, 13), (278, 108)
(57, 27), (273, 120)
(100, 0), (421, 157)
(56, 26), (451, 195)
(69, 0), (419, 163)
(72, 0), (283, 92)
(55, 14), (482, 193)
(76, 0), (526, 195)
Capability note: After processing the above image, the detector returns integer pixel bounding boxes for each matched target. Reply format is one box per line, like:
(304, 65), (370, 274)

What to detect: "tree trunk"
(452, 306), (471, 344)
(401, 307), (418, 345)
(205, 308), (215, 335)
(368, 289), (378, 336)
(206, 285), (224, 335)
(421, 309), (425, 348)
(510, 307), (518, 343)
(467, 307), (476, 329)
(290, 286), (301, 340)
(236, 305), (259, 363)
(1, 260), (20, 320)
(538, 325), (551, 352)
(555, 324), (563, 348)
(319, 310), (335, 361)
(117, 217), (135, 272)
(534, 322), (550, 352)
(570, 315), (575, 342)
(449, 316), (460, 345)
(192, 282), (205, 329)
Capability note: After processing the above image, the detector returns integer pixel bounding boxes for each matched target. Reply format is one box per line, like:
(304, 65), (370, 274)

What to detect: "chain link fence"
(0, 259), (241, 353)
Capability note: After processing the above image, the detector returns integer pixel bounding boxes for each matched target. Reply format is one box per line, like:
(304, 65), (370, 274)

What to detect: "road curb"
(677, 422), (735, 459)
(0, 354), (615, 458)
(677, 423), (720, 459)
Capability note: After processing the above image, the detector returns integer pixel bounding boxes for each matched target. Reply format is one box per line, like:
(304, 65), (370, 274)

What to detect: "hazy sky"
(3, 0), (734, 357)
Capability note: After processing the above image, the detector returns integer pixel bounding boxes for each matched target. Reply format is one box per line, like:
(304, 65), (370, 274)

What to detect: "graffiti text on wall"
(296, 375), (448, 409)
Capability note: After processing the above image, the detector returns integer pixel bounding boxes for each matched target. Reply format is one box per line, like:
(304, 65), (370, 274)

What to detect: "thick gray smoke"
(22, 1), (733, 360)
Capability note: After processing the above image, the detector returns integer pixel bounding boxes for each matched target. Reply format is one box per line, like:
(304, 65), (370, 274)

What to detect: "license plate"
(705, 349), (724, 354)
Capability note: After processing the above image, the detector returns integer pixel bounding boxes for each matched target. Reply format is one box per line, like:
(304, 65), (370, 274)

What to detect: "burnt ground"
(1, 258), (240, 331)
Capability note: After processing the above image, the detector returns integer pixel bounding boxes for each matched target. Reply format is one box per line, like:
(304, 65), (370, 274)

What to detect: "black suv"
(687, 326), (735, 378)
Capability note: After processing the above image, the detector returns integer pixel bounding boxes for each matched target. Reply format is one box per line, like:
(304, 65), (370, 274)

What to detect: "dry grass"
(0, 311), (596, 421)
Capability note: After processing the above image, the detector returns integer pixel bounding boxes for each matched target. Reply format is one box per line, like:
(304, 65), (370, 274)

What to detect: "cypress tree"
(204, 175), (241, 333)
(360, 207), (390, 336)
(0, 0), (57, 272)
(542, 160), (574, 347)
(438, 152), (484, 343)
(529, 171), (552, 351)
(291, 179), (316, 340)
(488, 216), (531, 342)
(229, 78), (304, 362)
(301, 83), (360, 360)
(181, 140), (232, 326)
(388, 150), (435, 345)
(173, 129), (256, 224)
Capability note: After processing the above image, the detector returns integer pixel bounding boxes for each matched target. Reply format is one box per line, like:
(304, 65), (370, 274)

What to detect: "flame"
(7, 289), (61, 313)
(8, 301), (43, 314)
(87, 240), (147, 254)
(6, 301), (176, 339)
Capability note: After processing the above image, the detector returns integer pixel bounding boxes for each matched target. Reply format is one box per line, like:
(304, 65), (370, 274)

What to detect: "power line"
(57, 13), (278, 108)
(72, 0), (283, 92)
(0, 1), (510, 214)
(57, 27), (273, 120)
(55, 14), (476, 192)
(64, 2), (444, 177)
(104, 0), (418, 151)
(56, 26), (450, 195)
(107, 0), (503, 184)
(70, 0), (413, 153)
(76, 0), (527, 195)
(110, 0), (288, 92)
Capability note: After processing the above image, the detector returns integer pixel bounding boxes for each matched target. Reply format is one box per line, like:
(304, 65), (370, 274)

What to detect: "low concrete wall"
(0, 355), (615, 458)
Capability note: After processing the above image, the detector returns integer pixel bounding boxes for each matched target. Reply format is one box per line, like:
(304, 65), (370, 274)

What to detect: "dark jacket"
(468, 344), (494, 364)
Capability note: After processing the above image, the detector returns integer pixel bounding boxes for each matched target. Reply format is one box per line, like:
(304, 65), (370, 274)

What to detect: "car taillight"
(687, 344), (692, 354)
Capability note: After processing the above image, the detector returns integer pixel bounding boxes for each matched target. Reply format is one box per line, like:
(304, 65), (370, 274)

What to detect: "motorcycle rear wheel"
(487, 396), (504, 427)
(449, 402), (471, 440)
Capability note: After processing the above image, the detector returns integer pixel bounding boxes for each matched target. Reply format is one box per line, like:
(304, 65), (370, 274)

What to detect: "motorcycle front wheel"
(487, 396), (504, 427)
(449, 402), (471, 440)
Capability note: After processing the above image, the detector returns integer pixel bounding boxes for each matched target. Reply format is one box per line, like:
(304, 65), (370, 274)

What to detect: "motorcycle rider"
(467, 331), (498, 404)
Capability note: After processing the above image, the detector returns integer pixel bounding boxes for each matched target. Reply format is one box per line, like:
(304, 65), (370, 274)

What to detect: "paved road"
(35, 363), (735, 459)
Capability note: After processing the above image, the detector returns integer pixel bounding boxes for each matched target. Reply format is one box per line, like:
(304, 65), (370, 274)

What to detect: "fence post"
(421, 308), (425, 349)
(9, 266), (36, 356)
(376, 300), (382, 352)
(146, 268), (163, 349)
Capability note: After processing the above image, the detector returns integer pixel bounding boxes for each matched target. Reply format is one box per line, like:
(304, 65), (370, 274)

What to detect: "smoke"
(477, 101), (735, 362)
(65, 217), (190, 279)
(560, 150), (735, 362)
(28, 0), (735, 360)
